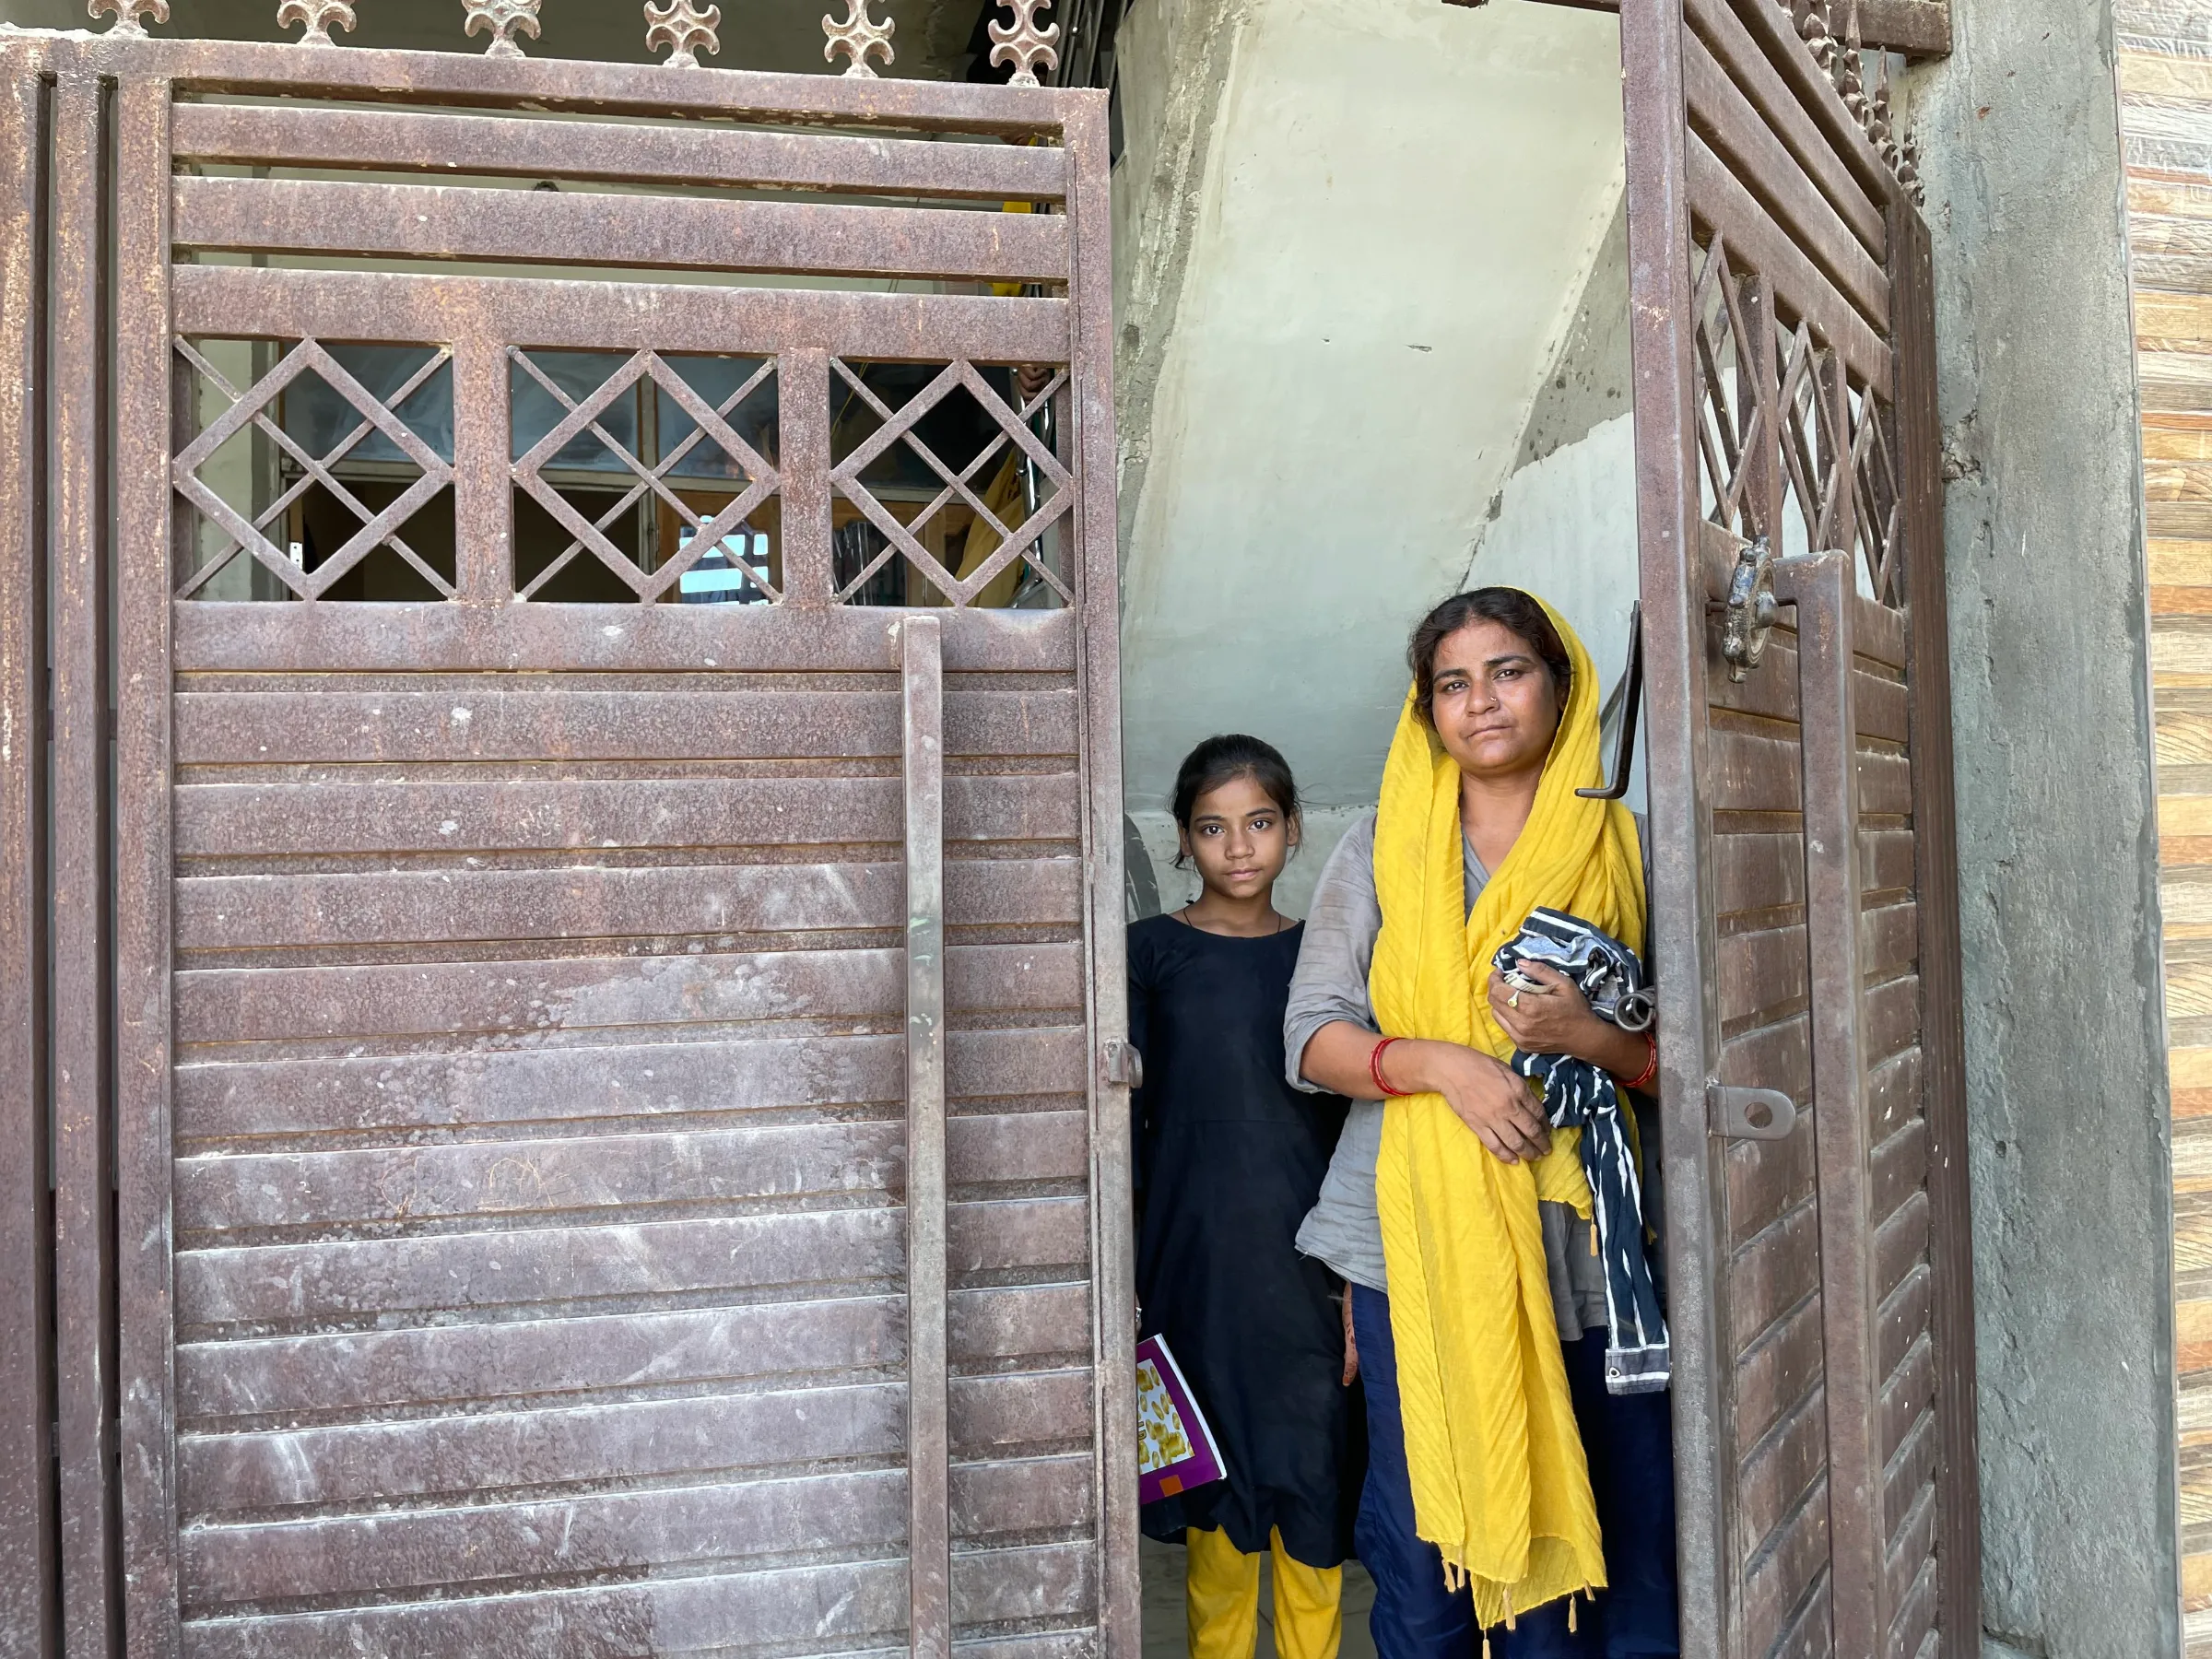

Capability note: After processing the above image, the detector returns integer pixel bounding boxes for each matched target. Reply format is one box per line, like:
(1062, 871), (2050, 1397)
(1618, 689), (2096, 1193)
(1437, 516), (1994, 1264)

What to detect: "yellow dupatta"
(1369, 596), (1646, 1630)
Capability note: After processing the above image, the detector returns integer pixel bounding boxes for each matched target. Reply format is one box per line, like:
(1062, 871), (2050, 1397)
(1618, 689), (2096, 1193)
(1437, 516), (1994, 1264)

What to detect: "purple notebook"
(1136, 1334), (1226, 1504)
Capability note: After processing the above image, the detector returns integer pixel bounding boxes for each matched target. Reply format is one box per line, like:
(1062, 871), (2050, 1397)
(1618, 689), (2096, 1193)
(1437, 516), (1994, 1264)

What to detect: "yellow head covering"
(1369, 593), (1645, 1628)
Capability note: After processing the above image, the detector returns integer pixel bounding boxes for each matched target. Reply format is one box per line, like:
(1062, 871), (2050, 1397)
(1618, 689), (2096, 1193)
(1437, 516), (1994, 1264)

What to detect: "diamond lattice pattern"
(830, 359), (1072, 607)
(511, 349), (780, 603)
(173, 338), (454, 600)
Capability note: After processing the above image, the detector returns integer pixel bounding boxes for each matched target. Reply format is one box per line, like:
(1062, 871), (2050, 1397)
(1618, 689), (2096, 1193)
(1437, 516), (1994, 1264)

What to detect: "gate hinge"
(1100, 1039), (1143, 1089)
(1721, 535), (1777, 683)
(1709, 1083), (1798, 1142)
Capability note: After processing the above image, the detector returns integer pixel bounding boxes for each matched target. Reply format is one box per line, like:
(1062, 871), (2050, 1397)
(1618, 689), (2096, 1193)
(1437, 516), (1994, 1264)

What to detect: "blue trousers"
(1349, 1285), (1680, 1659)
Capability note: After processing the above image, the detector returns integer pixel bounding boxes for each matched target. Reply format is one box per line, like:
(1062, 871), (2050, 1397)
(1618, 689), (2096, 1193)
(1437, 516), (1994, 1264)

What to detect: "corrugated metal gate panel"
(1618, 2), (1975, 1656)
(2, 26), (1133, 1659)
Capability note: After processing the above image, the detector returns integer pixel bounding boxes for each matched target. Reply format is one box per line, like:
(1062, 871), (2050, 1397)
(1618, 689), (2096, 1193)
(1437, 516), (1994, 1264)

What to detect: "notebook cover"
(1135, 1333), (1226, 1504)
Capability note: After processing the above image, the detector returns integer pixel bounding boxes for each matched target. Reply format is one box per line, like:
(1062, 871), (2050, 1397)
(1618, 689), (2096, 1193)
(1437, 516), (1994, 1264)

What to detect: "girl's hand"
(1392, 1040), (1551, 1164)
(1488, 960), (1605, 1058)
(1341, 1290), (1359, 1386)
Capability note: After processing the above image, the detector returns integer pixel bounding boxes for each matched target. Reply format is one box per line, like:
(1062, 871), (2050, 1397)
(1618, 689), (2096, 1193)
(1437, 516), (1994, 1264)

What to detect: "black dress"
(1127, 912), (1363, 1568)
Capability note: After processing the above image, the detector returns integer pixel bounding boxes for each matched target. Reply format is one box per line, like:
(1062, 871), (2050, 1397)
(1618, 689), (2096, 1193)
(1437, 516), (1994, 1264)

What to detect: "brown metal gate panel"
(3, 29), (1133, 1659)
(1618, 2), (1977, 1656)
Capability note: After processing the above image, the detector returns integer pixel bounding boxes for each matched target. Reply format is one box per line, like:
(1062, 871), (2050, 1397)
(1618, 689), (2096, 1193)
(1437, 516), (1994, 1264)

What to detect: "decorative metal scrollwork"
(277, 0), (356, 45)
(464, 0), (540, 58)
(645, 0), (719, 67)
(824, 0), (894, 76)
(988, 0), (1060, 88)
(1783, 0), (1923, 206)
(87, 0), (169, 35)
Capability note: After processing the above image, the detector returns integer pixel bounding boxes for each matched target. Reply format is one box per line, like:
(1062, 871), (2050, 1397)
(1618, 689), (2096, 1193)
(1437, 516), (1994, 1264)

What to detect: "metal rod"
(901, 614), (950, 1659)
(1578, 601), (1643, 801)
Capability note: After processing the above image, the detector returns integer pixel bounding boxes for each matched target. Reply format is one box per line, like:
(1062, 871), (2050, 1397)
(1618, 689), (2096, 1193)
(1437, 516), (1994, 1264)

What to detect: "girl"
(1128, 735), (1364, 1659)
(1285, 589), (1678, 1659)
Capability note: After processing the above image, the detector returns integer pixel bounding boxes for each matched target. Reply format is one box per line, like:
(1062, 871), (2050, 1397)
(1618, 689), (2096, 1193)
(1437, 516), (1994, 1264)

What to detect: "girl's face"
(1429, 618), (1564, 781)
(1180, 772), (1298, 902)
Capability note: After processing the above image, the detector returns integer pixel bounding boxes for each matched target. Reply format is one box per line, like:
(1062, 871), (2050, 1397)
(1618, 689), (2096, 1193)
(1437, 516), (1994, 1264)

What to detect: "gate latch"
(1709, 1083), (1798, 1142)
(1101, 1039), (1144, 1090)
(1721, 535), (1777, 683)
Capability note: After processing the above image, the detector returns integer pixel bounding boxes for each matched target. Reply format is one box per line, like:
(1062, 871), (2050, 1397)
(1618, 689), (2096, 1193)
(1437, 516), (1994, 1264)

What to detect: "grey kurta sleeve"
(1282, 813), (1382, 1093)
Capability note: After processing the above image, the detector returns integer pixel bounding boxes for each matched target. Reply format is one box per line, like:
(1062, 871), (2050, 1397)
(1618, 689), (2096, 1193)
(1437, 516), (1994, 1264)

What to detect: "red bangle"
(1625, 1032), (1659, 1092)
(1371, 1037), (1410, 1098)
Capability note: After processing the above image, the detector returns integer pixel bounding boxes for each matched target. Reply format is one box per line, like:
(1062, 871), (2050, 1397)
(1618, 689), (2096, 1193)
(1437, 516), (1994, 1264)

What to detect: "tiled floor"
(2119, 4), (2212, 1649)
(1138, 1537), (1380, 1659)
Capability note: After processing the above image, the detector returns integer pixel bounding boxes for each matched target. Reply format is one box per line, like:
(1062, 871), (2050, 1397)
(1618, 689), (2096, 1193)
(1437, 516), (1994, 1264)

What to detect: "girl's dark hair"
(1406, 587), (1571, 727)
(1170, 735), (1300, 869)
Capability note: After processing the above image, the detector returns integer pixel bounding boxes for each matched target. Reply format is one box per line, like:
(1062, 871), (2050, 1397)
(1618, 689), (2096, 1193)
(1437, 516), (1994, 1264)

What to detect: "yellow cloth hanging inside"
(954, 449), (1031, 609)
(1369, 595), (1646, 1630)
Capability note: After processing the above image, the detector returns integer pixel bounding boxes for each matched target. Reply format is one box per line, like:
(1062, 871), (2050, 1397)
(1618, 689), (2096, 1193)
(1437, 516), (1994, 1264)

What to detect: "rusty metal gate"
(1617, 0), (1980, 1654)
(0, 13), (1135, 1658)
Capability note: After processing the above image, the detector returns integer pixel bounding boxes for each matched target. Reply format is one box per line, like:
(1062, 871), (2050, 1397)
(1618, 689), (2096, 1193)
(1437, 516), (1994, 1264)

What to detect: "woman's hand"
(1487, 961), (1652, 1079)
(1389, 1040), (1551, 1165)
(1488, 959), (1605, 1057)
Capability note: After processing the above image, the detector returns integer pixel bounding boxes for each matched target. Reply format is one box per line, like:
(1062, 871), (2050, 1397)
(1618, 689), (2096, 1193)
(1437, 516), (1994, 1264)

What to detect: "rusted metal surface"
(1507, 0), (1951, 61)
(1891, 194), (1982, 1655)
(645, 0), (722, 68)
(275, 1), (355, 46)
(464, 0), (541, 58)
(0, 45), (56, 1659)
(1621, 0), (1972, 1654)
(990, 0), (1065, 88)
(3, 19), (1124, 1659)
(904, 616), (952, 1659)
(50, 65), (119, 1659)
(826, 0), (897, 76)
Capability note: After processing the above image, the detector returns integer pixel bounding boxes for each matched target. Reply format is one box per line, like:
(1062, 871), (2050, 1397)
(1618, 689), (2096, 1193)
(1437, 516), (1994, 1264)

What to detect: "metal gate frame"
(0, 19), (1137, 1658)
(1616, 0), (1980, 1653)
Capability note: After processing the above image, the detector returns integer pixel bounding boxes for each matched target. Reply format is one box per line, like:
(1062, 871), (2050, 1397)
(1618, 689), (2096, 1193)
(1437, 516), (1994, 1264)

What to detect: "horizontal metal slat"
(176, 1197), (1091, 1324)
(177, 1026), (1087, 1139)
(175, 688), (1080, 765)
(175, 1541), (1094, 1659)
(171, 101), (1068, 203)
(171, 258), (1072, 382)
(182, 1459), (1092, 1606)
(1735, 1291), (1825, 1456)
(1735, 1385), (1827, 1576)
(1741, 1471), (1830, 1646)
(1686, 27), (1890, 322)
(174, 174), (1071, 284)
(177, 1110), (1088, 1232)
(176, 774), (1081, 856)
(1688, 132), (1893, 395)
(175, 941), (1084, 1043)
(174, 857), (1082, 950)
(177, 1281), (1088, 1421)
(171, 584), (1077, 673)
(1729, 1199), (1820, 1350)
(180, 1368), (1093, 1515)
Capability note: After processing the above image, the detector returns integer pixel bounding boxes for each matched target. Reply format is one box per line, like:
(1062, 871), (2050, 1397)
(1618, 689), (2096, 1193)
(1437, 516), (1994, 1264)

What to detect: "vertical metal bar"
(450, 337), (512, 603)
(112, 70), (179, 1659)
(1889, 194), (1983, 1650)
(0, 49), (57, 1659)
(1063, 90), (1140, 1659)
(1618, 3), (1729, 1653)
(901, 613), (950, 1659)
(778, 347), (834, 606)
(1776, 549), (1884, 1656)
(50, 65), (118, 1659)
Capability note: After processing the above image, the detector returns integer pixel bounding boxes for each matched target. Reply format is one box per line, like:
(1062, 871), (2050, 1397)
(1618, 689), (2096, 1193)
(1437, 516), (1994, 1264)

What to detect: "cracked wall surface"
(1910, 0), (2180, 1652)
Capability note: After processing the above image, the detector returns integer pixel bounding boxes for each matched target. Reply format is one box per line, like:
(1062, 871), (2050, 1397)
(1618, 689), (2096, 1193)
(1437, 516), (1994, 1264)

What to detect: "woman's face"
(1179, 772), (1297, 900)
(1429, 618), (1563, 781)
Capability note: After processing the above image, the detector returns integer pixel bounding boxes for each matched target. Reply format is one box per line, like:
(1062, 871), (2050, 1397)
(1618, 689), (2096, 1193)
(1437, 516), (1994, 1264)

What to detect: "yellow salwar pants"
(1184, 1525), (1342, 1659)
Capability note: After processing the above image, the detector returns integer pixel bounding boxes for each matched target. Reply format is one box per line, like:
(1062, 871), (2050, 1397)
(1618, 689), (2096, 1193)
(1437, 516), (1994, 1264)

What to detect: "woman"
(1129, 735), (1363, 1659)
(1283, 590), (1678, 1658)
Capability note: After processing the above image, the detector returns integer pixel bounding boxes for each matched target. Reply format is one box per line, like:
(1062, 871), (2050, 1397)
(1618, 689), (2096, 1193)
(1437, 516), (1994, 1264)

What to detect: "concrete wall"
(1109, 0), (1632, 911)
(1907, 1), (2181, 1652)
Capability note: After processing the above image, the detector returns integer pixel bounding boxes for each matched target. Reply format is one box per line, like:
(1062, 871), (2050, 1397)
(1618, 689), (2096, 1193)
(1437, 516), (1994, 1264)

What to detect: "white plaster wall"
(1113, 0), (1628, 821)
(1467, 409), (1647, 811)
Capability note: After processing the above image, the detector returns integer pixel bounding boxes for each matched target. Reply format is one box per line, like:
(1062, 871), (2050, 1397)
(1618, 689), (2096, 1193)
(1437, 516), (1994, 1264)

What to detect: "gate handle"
(1710, 1084), (1798, 1142)
(1578, 602), (1643, 802)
